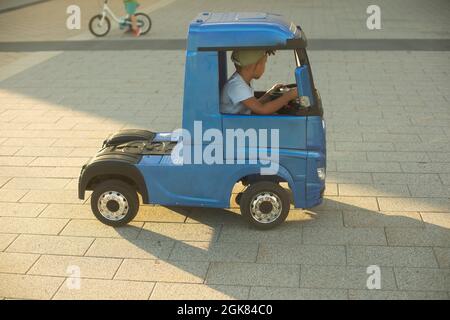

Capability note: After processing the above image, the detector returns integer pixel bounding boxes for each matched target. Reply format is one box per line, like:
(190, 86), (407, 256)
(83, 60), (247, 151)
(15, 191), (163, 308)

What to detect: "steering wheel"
(269, 83), (297, 98)
(268, 83), (302, 114)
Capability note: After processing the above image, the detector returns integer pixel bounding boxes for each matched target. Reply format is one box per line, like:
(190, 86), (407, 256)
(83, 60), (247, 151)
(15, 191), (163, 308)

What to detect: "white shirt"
(220, 72), (254, 115)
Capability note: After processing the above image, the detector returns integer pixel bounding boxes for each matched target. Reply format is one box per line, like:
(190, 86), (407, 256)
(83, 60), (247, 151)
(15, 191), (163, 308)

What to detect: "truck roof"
(187, 12), (306, 51)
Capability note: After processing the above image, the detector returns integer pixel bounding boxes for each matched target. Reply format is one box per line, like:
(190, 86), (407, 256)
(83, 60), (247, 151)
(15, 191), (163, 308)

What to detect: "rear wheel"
(89, 15), (111, 37)
(135, 13), (152, 35)
(91, 179), (139, 227)
(239, 182), (290, 229)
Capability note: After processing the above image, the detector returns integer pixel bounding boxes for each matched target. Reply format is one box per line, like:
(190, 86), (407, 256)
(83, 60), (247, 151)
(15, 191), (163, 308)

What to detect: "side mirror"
(295, 65), (314, 108)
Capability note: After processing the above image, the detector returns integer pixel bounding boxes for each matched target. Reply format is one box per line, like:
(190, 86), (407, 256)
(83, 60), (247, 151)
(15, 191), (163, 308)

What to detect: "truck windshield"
(294, 48), (309, 67)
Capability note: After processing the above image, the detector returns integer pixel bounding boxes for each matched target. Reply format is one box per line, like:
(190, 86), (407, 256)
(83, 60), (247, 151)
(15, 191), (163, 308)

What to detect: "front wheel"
(91, 179), (139, 227)
(89, 15), (111, 37)
(135, 13), (152, 35)
(239, 182), (290, 230)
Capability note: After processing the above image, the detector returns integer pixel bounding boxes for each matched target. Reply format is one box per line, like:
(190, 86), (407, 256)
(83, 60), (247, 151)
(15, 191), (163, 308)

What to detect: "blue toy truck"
(78, 12), (326, 229)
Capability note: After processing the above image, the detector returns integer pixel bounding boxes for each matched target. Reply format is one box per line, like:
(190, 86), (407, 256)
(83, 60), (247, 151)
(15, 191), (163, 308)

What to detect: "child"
(220, 50), (298, 115)
(124, 0), (141, 36)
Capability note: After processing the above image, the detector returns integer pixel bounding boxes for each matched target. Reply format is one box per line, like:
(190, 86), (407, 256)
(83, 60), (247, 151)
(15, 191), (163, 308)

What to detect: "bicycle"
(89, 0), (152, 37)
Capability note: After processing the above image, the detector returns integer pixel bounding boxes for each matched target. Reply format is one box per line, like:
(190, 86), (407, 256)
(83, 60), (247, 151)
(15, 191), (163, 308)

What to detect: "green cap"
(231, 50), (267, 67)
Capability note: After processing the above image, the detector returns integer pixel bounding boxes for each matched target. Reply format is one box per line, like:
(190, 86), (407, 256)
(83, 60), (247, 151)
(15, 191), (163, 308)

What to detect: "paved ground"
(0, 0), (449, 300)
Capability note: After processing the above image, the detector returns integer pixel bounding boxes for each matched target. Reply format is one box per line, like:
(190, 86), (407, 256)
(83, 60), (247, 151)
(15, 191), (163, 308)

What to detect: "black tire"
(135, 13), (152, 35)
(239, 182), (290, 230)
(89, 15), (111, 37)
(91, 179), (139, 227)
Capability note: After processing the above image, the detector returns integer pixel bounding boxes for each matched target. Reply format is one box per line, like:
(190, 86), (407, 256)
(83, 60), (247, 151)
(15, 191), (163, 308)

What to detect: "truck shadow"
(115, 198), (449, 300)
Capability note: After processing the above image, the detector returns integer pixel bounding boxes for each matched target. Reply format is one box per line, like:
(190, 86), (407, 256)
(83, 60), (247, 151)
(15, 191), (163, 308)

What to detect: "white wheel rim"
(97, 191), (129, 221)
(249, 192), (282, 224)
(138, 18), (150, 33)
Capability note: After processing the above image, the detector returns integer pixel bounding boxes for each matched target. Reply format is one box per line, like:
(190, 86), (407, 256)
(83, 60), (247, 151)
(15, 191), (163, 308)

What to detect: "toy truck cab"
(78, 12), (326, 229)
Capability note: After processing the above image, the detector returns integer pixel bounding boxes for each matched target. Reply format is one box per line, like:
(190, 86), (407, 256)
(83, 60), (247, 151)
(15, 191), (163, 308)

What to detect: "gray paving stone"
(408, 184), (450, 198)
(327, 151), (367, 161)
(0, 252), (40, 273)
(378, 197), (450, 212)
(440, 174), (450, 185)
(300, 265), (397, 290)
(14, 147), (74, 157)
(139, 222), (220, 242)
(394, 268), (450, 291)
(0, 203), (47, 217)
(28, 255), (122, 279)
(327, 132), (362, 142)
(19, 190), (85, 204)
(366, 152), (429, 162)
(54, 278), (155, 300)
(7, 234), (94, 256)
(0, 156), (35, 166)
(186, 208), (242, 225)
(348, 289), (448, 300)
(433, 247), (450, 268)
(134, 205), (188, 223)
(343, 210), (423, 228)
(386, 227), (450, 247)
(38, 204), (93, 219)
(60, 219), (142, 239)
(0, 274), (64, 300)
(420, 212), (450, 229)
(0, 233), (17, 251)
(2, 137), (56, 147)
(115, 259), (209, 284)
(206, 262), (300, 288)
(86, 238), (174, 260)
(219, 223), (302, 243)
(150, 283), (249, 300)
(29, 157), (88, 167)
(0, 177), (11, 188)
(347, 245), (438, 268)
(338, 184), (410, 197)
(170, 241), (258, 263)
(303, 227), (387, 245)
(250, 287), (348, 300)
(335, 142), (395, 152)
(315, 196), (379, 211)
(326, 172), (373, 184)
(257, 243), (346, 265)
(0, 189), (28, 202)
(395, 142), (450, 152)
(401, 162), (450, 174)
(363, 133), (421, 143)
(0, 166), (79, 178)
(287, 210), (344, 227)
(0, 217), (68, 235)
(336, 162), (402, 173)
(1, 177), (71, 190)
(373, 173), (442, 185)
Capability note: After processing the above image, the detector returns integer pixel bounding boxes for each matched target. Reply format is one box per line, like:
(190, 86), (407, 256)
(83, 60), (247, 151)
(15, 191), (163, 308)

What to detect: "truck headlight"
(317, 167), (326, 181)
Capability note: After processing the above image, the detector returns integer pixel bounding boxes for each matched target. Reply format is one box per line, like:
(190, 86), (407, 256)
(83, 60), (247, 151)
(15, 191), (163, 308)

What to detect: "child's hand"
(284, 88), (298, 101)
(268, 83), (285, 93)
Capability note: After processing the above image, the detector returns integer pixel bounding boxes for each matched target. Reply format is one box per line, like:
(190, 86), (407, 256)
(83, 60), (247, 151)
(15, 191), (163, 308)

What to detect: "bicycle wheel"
(135, 13), (152, 35)
(89, 15), (111, 37)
